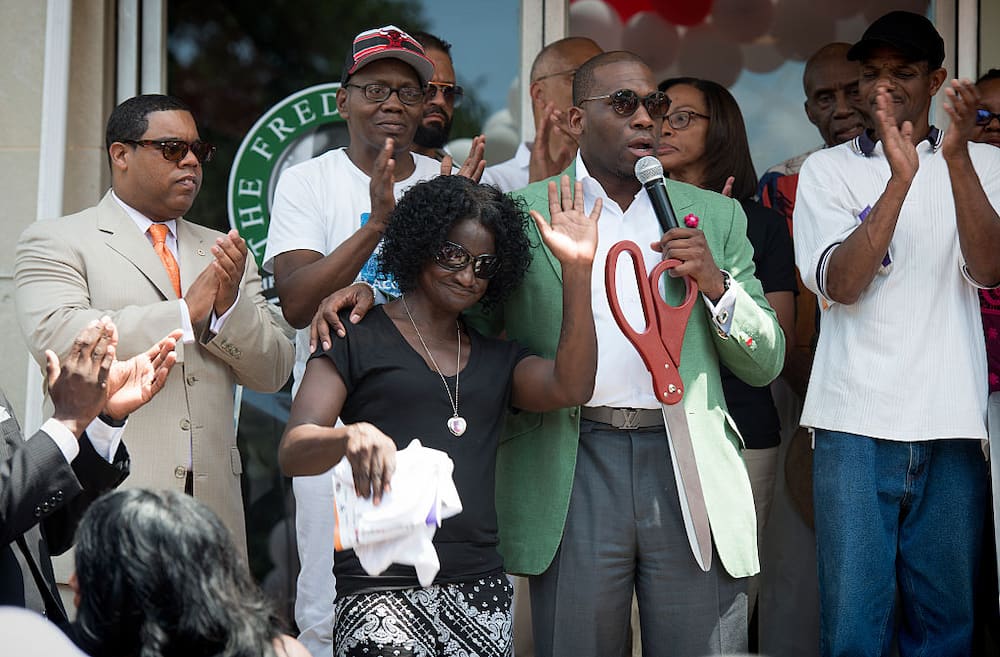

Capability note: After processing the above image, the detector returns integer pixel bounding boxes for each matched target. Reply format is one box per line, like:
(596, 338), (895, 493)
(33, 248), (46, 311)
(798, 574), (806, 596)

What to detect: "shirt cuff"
(210, 289), (241, 333)
(84, 416), (126, 463)
(39, 418), (79, 463)
(701, 271), (737, 337)
(179, 299), (195, 343)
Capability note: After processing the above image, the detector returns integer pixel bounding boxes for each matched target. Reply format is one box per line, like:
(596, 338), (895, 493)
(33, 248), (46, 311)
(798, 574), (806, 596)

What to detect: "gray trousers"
(529, 420), (748, 657)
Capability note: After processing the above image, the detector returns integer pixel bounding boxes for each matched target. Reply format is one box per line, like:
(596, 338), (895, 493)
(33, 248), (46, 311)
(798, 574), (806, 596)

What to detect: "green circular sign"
(227, 82), (348, 268)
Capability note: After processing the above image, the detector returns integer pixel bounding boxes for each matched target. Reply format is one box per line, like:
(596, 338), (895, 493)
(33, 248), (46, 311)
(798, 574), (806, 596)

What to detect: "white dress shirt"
(576, 154), (736, 408)
(111, 191), (237, 341)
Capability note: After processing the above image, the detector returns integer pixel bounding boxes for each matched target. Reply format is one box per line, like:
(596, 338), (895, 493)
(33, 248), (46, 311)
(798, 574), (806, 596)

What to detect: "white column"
(140, 0), (166, 94)
(25, 0), (73, 433)
(117, 0), (139, 102)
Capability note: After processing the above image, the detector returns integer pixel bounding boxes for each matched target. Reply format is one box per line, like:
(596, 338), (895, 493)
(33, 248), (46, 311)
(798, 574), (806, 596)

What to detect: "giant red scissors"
(605, 240), (712, 571)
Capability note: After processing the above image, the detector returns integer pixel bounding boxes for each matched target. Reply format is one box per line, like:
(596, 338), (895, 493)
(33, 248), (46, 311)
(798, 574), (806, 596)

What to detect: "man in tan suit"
(14, 94), (294, 556)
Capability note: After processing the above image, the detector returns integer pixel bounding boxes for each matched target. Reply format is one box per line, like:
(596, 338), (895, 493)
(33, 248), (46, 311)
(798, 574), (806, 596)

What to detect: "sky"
(425, 0), (522, 118)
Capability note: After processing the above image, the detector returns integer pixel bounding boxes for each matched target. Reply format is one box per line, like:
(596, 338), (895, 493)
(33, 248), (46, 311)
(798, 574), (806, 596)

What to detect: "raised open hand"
(530, 175), (601, 267)
(368, 138), (398, 233)
(528, 102), (575, 183)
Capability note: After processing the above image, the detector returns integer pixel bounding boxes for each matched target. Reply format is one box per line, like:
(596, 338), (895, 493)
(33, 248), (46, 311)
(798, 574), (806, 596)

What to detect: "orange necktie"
(148, 223), (181, 298)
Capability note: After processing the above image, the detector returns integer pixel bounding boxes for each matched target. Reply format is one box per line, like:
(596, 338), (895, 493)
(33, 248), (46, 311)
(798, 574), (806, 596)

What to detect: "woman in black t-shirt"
(278, 175), (600, 657)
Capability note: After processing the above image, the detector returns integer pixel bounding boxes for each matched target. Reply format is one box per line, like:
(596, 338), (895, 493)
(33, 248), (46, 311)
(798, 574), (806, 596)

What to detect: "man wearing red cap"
(262, 25), (483, 656)
(793, 11), (1000, 656)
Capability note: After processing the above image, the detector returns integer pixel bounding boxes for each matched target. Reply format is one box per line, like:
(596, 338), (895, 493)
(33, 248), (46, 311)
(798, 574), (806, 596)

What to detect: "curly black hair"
(379, 176), (532, 311)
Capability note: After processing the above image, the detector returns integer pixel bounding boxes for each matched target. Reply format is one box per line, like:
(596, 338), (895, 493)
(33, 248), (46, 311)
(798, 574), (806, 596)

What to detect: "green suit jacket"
(469, 164), (785, 578)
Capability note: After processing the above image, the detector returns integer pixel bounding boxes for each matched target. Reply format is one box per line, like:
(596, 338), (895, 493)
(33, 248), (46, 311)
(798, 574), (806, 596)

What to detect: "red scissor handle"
(605, 240), (698, 404)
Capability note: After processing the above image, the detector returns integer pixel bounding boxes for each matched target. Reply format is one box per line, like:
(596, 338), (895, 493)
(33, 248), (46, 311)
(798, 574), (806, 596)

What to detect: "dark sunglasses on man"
(434, 240), (501, 279)
(427, 82), (464, 108)
(976, 108), (1000, 127)
(578, 89), (670, 119)
(122, 139), (217, 164)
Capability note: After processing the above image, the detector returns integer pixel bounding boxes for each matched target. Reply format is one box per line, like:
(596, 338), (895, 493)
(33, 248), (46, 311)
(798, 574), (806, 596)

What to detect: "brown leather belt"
(580, 406), (664, 430)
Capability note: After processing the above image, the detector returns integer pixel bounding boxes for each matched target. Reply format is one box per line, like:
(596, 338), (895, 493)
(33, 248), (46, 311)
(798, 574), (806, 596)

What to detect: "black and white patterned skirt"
(334, 575), (513, 657)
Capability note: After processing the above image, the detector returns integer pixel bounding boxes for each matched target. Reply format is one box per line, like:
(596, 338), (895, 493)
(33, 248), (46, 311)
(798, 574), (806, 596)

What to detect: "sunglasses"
(122, 139), (216, 164)
(434, 240), (501, 279)
(976, 109), (1000, 126)
(664, 110), (710, 130)
(578, 89), (670, 119)
(427, 82), (464, 108)
(345, 82), (427, 106)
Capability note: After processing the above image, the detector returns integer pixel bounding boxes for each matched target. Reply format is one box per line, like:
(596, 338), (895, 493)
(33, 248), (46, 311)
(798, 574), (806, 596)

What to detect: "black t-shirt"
(313, 306), (531, 596)
(720, 200), (798, 449)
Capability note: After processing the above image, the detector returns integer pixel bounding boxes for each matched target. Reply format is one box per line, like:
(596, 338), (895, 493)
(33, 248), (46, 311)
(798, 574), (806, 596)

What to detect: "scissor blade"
(661, 402), (712, 572)
(987, 392), (1000, 607)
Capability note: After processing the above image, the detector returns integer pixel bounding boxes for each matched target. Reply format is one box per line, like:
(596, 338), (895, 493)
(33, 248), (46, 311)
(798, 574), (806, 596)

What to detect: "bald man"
(482, 37), (602, 192)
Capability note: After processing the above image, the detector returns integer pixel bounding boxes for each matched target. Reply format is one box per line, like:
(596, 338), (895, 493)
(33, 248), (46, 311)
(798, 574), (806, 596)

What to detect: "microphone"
(635, 156), (679, 234)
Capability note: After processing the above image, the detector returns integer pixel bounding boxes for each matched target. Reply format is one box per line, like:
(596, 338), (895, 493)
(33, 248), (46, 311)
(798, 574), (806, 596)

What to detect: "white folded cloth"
(331, 439), (462, 586)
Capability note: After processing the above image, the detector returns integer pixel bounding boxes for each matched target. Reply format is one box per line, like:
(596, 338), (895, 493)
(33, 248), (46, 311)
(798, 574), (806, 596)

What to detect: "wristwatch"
(709, 270), (732, 304)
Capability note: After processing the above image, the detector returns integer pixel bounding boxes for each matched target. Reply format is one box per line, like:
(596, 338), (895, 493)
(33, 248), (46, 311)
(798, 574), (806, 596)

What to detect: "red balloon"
(651, 0), (714, 27)
(602, 0), (654, 22)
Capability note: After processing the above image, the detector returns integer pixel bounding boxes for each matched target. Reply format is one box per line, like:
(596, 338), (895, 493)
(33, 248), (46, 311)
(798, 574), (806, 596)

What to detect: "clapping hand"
(874, 85), (918, 184)
(103, 326), (182, 420)
(442, 134), (487, 182)
(528, 103), (576, 184)
(211, 230), (248, 316)
(48, 319), (116, 437)
(941, 78), (979, 160)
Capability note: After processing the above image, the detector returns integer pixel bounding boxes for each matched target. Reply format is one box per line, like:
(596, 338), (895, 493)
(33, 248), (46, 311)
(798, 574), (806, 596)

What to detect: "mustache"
(423, 106), (449, 119)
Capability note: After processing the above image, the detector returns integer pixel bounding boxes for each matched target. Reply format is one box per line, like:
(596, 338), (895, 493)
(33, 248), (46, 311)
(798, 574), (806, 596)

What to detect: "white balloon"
(570, 0), (624, 52)
(742, 41), (784, 74)
(446, 138), (474, 166)
(622, 11), (680, 75)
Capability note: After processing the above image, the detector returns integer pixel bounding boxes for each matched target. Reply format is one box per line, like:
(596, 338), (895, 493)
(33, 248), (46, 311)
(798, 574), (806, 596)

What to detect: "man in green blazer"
(310, 50), (784, 657)
(470, 52), (784, 657)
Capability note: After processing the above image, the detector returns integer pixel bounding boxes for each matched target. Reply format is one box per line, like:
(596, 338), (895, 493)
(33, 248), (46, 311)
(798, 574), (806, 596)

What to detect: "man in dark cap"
(793, 10), (1000, 656)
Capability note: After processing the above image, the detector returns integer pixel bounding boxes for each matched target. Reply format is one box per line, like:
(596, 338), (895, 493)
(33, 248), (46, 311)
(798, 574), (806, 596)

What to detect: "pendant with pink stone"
(448, 415), (467, 437)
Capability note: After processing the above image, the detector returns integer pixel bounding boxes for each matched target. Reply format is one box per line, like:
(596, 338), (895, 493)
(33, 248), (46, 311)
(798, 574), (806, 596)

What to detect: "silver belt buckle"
(617, 408), (642, 430)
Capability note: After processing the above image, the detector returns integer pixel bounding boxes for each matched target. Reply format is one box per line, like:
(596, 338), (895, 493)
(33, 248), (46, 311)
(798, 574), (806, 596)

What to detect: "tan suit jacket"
(13, 191), (294, 557)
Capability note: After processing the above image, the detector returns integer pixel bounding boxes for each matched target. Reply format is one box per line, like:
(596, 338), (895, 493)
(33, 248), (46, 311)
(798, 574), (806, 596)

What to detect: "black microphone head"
(635, 156), (665, 185)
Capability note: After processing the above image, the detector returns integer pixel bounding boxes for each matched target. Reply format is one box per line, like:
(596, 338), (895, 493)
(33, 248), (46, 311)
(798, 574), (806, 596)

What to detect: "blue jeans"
(813, 430), (987, 657)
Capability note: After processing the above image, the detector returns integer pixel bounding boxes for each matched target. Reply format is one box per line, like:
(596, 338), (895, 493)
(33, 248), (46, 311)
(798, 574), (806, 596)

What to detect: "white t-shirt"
(263, 147), (441, 392)
(481, 141), (530, 193)
(793, 133), (1000, 441)
(262, 146), (440, 657)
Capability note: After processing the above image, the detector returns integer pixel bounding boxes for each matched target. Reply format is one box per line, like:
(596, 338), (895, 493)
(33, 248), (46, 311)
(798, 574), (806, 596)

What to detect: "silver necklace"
(401, 295), (467, 437)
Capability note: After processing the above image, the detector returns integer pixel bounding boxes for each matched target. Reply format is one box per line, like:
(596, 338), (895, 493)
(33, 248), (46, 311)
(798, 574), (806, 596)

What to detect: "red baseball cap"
(341, 25), (435, 87)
